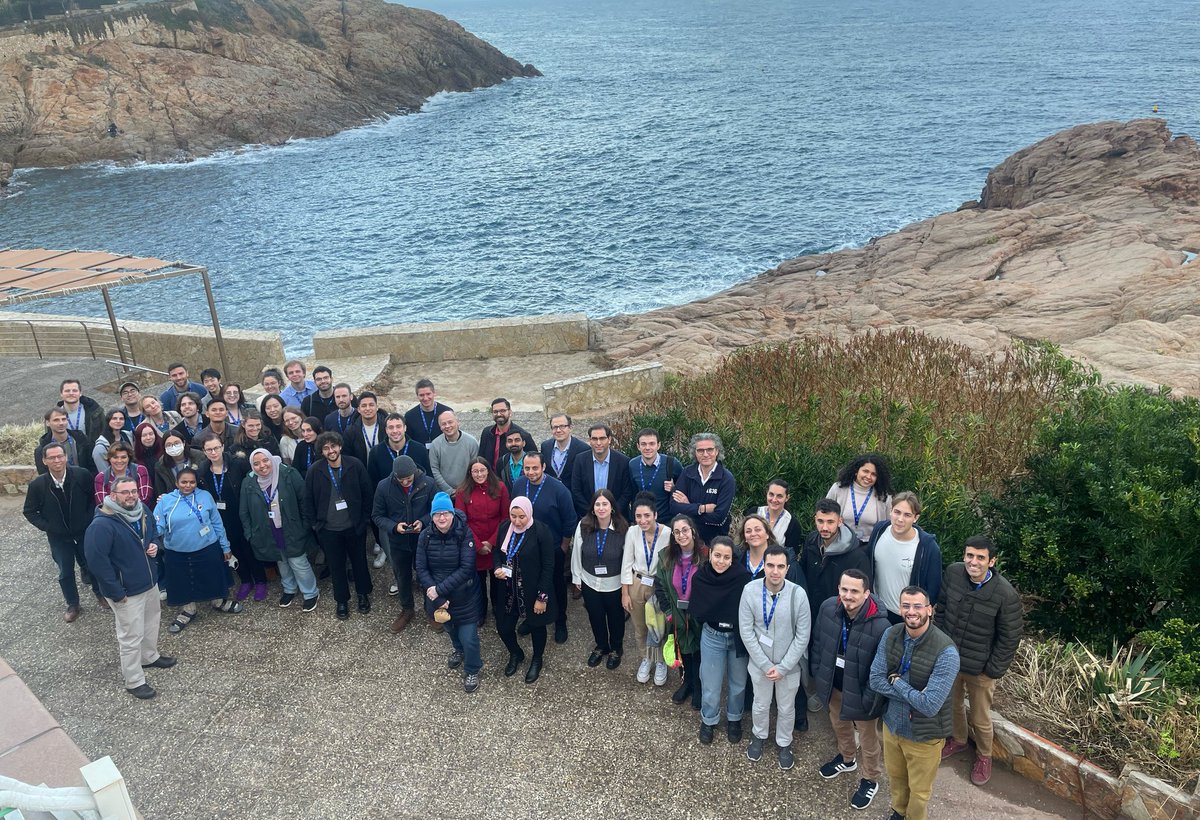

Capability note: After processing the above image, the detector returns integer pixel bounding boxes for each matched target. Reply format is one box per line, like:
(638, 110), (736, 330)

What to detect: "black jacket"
(35, 429), (93, 475)
(404, 401), (452, 446)
(788, 524), (873, 622)
(303, 456), (374, 533)
(324, 409), (360, 438)
(197, 457), (251, 545)
(810, 593), (890, 720)
(935, 563), (1023, 679)
(301, 391), (338, 423)
(152, 449), (204, 498)
(479, 423), (538, 473)
(372, 469), (437, 553)
(56, 395), (105, 447)
(343, 417), (385, 467)
(492, 519), (558, 627)
(540, 436), (589, 483)
(23, 467), (96, 536)
(569, 449), (632, 518)
(415, 510), (480, 622)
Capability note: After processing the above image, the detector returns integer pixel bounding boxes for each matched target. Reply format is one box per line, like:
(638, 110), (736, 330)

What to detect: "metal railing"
(0, 318), (135, 364)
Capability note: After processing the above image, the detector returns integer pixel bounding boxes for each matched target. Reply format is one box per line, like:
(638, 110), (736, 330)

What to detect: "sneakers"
(279, 592), (296, 608)
(850, 778), (878, 810)
(971, 755), (993, 786)
(653, 661), (668, 686)
(699, 723), (714, 745)
(372, 551), (388, 569)
(942, 738), (970, 759)
(302, 596), (318, 612)
(636, 658), (652, 684)
(448, 650), (464, 669)
(777, 744), (794, 771)
(464, 673), (480, 693)
(746, 737), (763, 762)
(158, 587), (167, 601)
(819, 753), (859, 779)
(388, 584), (399, 596)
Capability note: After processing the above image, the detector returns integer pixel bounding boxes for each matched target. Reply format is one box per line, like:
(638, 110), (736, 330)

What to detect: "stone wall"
(312, 314), (590, 363)
(0, 465), (36, 494)
(0, 311), (284, 387)
(990, 710), (1200, 819)
(542, 362), (664, 417)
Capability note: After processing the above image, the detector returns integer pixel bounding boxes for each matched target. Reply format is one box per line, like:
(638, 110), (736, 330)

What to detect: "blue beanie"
(431, 492), (453, 514)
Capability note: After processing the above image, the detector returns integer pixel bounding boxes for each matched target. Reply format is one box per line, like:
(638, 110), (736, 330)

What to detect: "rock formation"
(0, 0), (539, 180)
(597, 119), (1200, 396)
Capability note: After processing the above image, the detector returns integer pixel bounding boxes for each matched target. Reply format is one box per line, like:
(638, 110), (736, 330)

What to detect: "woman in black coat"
(492, 495), (557, 684)
(197, 434), (267, 602)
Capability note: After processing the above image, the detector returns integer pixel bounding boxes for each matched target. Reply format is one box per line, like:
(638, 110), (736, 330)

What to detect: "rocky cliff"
(0, 0), (539, 181)
(597, 119), (1200, 396)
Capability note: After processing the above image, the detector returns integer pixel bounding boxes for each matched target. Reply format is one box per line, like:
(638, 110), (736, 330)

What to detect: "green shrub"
(1138, 619), (1200, 691)
(990, 385), (1200, 643)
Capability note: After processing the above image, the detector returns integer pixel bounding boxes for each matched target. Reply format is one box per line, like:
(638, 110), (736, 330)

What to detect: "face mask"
(166, 444), (185, 457)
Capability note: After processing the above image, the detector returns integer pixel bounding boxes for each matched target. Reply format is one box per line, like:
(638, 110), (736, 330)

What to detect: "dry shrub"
(0, 422), (44, 465)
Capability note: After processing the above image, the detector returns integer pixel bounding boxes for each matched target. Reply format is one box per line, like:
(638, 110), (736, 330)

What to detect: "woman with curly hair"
(827, 453), (894, 544)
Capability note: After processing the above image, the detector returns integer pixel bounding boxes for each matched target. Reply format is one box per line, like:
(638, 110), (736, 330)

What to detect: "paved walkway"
(0, 498), (1083, 819)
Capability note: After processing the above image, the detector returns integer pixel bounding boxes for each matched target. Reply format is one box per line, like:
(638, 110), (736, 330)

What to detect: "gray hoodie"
(738, 578), (811, 675)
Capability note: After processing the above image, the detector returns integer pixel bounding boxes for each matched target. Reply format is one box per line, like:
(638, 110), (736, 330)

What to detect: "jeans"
(276, 554), (318, 597)
(447, 621), (483, 675)
(47, 533), (97, 607)
(699, 625), (749, 726)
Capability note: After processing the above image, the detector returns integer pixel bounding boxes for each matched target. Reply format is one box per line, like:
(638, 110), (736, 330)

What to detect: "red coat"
(456, 482), (510, 571)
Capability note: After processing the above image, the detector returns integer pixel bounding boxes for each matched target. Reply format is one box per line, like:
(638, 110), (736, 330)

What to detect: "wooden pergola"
(0, 248), (230, 377)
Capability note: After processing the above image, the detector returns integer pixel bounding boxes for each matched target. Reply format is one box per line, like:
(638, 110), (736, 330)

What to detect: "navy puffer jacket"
(415, 509), (480, 623)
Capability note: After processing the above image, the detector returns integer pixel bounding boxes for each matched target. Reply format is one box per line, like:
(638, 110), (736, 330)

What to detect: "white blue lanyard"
(420, 408), (436, 439)
(69, 406), (83, 431)
(642, 528), (659, 571)
(328, 464), (343, 495)
(363, 423), (378, 449)
(595, 528), (609, 561)
(211, 470), (225, 498)
(762, 585), (781, 629)
(387, 442), (410, 461)
(849, 485), (873, 527)
(746, 551), (765, 575)
(522, 478), (544, 506)
(507, 531), (527, 566)
(637, 459), (662, 491)
(181, 494), (205, 527)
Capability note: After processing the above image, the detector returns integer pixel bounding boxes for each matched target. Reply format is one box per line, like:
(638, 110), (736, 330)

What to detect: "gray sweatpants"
(749, 666), (802, 746)
(109, 587), (162, 688)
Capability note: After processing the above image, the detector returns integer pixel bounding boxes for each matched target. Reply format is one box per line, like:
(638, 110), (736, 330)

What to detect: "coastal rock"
(0, 0), (539, 171)
(596, 119), (1200, 396)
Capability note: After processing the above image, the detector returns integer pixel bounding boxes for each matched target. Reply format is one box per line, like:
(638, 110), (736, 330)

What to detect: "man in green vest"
(869, 585), (960, 820)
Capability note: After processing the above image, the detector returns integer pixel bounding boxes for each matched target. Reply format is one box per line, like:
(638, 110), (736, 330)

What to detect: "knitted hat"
(431, 492), (453, 514)
(392, 455), (417, 478)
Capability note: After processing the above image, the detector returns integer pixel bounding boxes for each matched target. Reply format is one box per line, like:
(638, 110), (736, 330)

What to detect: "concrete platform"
(0, 497), (1083, 820)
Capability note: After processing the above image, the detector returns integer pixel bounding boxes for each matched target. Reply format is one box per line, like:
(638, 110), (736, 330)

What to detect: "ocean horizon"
(1, 0), (1197, 355)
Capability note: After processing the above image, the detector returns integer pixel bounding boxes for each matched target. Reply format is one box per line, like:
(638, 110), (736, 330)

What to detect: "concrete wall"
(543, 362), (664, 417)
(313, 314), (590, 363)
(0, 311), (283, 387)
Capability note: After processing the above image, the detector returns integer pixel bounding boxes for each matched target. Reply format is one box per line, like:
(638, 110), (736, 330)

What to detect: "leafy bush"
(1138, 619), (1200, 691)
(989, 385), (1200, 643)
(613, 331), (1091, 552)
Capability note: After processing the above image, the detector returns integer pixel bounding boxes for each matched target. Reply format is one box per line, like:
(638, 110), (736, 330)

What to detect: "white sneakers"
(653, 662), (668, 686)
(636, 659), (652, 683)
(372, 551), (388, 569)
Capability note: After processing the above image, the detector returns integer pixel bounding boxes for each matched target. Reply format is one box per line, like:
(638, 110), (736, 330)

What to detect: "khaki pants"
(882, 724), (943, 820)
(627, 577), (661, 664)
(109, 587), (162, 689)
(951, 672), (996, 757)
(828, 687), (883, 781)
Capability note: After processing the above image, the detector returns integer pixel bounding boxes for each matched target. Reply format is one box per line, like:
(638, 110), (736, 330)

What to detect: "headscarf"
(498, 496), (534, 555)
(252, 447), (282, 494)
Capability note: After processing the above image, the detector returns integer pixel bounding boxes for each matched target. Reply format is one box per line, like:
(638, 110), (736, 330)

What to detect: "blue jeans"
(277, 555), (318, 597)
(700, 624), (749, 726)
(447, 621), (483, 675)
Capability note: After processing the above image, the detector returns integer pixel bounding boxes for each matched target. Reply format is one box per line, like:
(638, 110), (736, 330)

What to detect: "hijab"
(498, 496), (534, 554)
(252, 447), (282, 494)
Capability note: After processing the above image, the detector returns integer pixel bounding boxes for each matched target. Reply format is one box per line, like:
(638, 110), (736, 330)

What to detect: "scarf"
(253, 448), (282, 494)
(689, 560), (751, 627)
(498, 496), (534, 556)
(102, 495), (145, 525)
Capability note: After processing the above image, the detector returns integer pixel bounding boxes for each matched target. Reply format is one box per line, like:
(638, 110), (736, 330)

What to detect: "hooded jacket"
(789, 523), (873, 621)
(84, 504), (159, 600)
(866, 520), (943, 608)
(810, 592), (890, 720)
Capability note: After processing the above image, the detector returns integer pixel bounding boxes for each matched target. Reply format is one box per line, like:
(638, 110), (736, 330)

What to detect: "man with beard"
(478, 397), (536, 473)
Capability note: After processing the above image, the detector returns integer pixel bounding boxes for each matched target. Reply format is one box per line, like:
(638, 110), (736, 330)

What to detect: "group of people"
(24, 363), (1024, 820)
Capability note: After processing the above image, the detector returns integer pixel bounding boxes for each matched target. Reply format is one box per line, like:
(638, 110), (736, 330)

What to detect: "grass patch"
(0, 423), (44, 466)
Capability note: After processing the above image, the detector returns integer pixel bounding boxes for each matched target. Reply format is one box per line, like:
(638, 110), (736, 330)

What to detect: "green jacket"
(655, 553), (703, 655)
(238, 464), (315, 561)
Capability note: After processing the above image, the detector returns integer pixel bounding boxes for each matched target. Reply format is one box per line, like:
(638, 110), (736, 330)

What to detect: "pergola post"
(100, 285), (129, 369)
(200, 268), (231, 382)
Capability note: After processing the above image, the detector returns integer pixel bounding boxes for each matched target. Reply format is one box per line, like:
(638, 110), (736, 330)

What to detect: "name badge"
(335, 500), (348, 511)
(677, 599), (689, 611)
(499, 566), (513, 579)
(760, 635), (774, 647)
(594, 566), (608, 575)
(835, 656), (846, 668)
(215, 501), (227, 510)
(268, 510), (277, 521)
(717, 621), (732, 629)
(640, 575), (655, 587)
(199, 526), (211, 536)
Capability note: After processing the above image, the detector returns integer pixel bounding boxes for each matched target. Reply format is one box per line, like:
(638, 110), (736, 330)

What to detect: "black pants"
(477, 570), (503, 622)
(552, 546), (568, 628)
(496, 609), (546, 660)
(317, 528), (372, 604)
(581, 585), (625, 654)
(47, 533), (97, 607)
(230, 535), (267, 584)
(392, 548), (416, 610)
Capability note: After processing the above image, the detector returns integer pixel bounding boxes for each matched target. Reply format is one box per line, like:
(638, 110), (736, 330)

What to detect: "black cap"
(392, 455), (417, 479)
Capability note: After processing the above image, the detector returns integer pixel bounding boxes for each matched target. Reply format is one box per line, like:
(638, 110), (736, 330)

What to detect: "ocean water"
(1, 0), (1197, 354)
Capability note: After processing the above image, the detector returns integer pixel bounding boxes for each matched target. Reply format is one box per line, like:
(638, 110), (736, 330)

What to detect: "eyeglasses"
(671, 528), (691, 535)
(695, 447), (716, 454)
(550, 424), (570, 431)
(111, 489), (139, 496)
